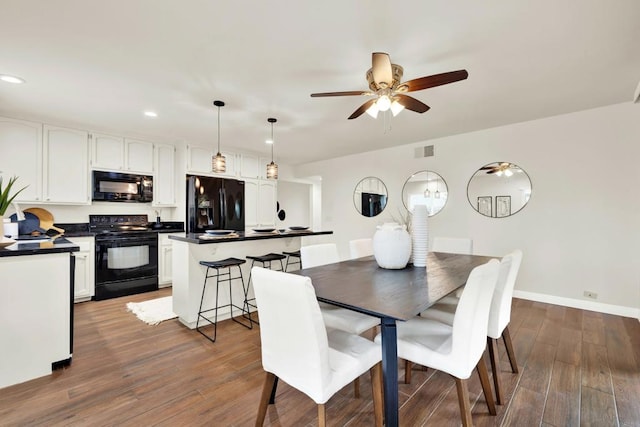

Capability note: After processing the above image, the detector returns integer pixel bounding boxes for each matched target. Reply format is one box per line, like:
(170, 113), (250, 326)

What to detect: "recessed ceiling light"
(0, 74), (25, 84)
(144, 111), (158, 117)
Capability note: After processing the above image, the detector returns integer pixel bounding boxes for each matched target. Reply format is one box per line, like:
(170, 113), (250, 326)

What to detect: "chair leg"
(255, 372), (277, 427)
(317, 404), (326, 427)
(476, 357), (497, 415)
(454, 377), (473, 427)
(502, 326), (519, 373)
(370, 362), (383, 427)
(487, 337), (504, 405)
(404, 359), (412, 384)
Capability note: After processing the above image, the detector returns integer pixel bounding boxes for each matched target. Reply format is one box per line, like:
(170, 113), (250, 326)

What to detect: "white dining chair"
(349, 238), (373, 259)
(252, 267), (383, 427)
(300, 243), (380, 337)
(431, 236), (473, 254)
(419, 250), (523, 404)
(380, 259), (500, 427)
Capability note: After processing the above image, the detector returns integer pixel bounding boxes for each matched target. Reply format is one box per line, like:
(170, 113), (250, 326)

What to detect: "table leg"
(380, 317), (398, 427)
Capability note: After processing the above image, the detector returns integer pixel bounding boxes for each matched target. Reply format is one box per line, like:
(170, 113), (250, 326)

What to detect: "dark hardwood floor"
(1, 289), (639, 426)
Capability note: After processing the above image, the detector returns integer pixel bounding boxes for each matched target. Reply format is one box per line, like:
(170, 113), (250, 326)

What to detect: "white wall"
(275, 180), (311, 229)
(294, 102), (640, 317)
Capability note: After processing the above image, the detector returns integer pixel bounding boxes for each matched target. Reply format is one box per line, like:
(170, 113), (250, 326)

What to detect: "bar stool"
(245, 253), (287, 323)
(282, 250), (301, 271)
(196, 257), (253, 343)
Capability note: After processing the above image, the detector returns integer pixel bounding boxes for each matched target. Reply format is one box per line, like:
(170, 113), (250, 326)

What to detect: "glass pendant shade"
(266, 161), (278, 179)
(212, 152), (226, 173)
(376, 95), (391, 111)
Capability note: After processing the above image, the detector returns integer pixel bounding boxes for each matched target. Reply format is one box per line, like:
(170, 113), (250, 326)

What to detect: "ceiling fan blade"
(348, 99), (377, 120)
(402, 69), (469, 92)
(372, 52), (393, 88)
(310, 90), (367, 97)
(395, 94), (430, 113)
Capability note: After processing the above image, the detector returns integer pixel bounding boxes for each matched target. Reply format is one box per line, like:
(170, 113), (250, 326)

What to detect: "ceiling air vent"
(414, 145), (434, 158)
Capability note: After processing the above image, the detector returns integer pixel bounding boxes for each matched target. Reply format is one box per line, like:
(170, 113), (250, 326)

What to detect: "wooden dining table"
(295, 251), (496, 427)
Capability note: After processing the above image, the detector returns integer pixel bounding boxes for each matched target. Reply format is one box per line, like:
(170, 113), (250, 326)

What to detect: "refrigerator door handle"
(220, 188), (227, 228)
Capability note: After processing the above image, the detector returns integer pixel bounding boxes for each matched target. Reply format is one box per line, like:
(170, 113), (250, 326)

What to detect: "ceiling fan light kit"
(212, 100), (226, 173)
(311, 52), (468, 120)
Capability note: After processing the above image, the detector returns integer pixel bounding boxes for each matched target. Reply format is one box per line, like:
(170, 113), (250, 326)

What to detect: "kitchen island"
(0, 238), (78, 389)
(169, 230), (332, 328)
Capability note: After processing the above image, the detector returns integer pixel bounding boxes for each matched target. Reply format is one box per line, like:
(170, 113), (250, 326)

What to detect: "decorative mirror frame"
(401, 170), (449, 217)
(353, 176), (388, 217)
(467, 161), (532, 218)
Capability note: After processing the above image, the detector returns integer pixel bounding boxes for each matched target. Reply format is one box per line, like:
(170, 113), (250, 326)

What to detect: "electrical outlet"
(583, 291), (598, 299)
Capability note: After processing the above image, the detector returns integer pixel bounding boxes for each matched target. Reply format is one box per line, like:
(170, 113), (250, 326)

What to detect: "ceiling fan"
(310, 52), (468, 120)
(480, 162), (520, 176)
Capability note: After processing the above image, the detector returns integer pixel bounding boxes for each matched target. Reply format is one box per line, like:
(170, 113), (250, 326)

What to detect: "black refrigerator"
(186, 175), (245, 233)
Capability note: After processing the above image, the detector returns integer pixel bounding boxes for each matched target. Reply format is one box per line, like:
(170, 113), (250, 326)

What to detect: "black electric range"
(90, 215), (159, 300)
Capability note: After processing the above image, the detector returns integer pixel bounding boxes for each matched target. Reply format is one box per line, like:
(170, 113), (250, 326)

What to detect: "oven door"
(95, 233), (158, 298)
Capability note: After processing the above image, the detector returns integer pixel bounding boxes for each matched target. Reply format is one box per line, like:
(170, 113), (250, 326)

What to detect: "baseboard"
(513, 290), (640, 320)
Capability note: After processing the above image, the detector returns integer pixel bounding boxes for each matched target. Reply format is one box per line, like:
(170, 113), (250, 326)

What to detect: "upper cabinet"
(0, 117), (43, 202)
(0, 118), (89, 205)
(43, 125), (90, 204)
(186, 144), (237, 177)
(125, 139), (154, 173)
(91, 133), (124, 170)
(240, 154), (260, 179)
(91, 134), (153, 174)
(153, 143), (176, 207)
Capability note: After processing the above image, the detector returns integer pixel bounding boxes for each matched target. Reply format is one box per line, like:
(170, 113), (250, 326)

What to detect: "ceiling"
(1, 0), (639, 166)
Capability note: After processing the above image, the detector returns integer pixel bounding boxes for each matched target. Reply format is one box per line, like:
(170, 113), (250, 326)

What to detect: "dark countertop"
(54, 221), (185, 237)
(0, 237), (80, 258)
(169, 230), (333, 244)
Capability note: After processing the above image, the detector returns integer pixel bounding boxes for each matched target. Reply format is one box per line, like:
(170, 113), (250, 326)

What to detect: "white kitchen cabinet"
(244, 179), (276, 227)
(91, 133), (124, 170)
(258, 180), (277, 226)
(186, 144), (238, 176)
(153, 143), (176, 207)
(91, 134), (153, 173)
(43, 125), (90, 204)
(244, 179), (259, 227)
(259, 156), (272, 180)
(0, 117), (43, 202)
(71, 236), (95, 302)
(159, 233), (180, 286)
(125, 138), (154, 173)
(240, 153), (260, 179)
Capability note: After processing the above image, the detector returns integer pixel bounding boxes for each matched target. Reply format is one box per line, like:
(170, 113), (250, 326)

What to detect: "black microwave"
(92, 171), (153, 203)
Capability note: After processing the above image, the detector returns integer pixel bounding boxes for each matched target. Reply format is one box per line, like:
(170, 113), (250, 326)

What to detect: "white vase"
(411, 205), (429, 267)
(373, 222), (412, 269)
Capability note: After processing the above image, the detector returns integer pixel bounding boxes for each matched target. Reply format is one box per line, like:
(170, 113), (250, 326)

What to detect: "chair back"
(488, 250), (523, 338)
(349, 238), (373, 259)
(300, 243), (339, 268)
(251, 266), (331, 402)
(431, 237), (473, 254)
(451, 259), (500, 376)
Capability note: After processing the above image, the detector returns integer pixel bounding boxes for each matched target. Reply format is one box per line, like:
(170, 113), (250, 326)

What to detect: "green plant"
(0, 175), (27, 216)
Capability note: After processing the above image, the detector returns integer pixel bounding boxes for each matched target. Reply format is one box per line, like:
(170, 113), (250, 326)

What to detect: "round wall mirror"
(467, 162), (532, 218)
(401, 170), (448, 216)
(353, 177), (388, 217)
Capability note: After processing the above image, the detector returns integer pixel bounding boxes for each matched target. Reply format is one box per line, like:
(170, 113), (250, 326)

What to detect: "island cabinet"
(170, 230), (331, 329)
(0, 242), (77, 389)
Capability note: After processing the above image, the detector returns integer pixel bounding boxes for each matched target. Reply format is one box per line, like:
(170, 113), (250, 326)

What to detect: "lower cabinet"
(71, 237), (95, 302)
(159, 233), (179, 287)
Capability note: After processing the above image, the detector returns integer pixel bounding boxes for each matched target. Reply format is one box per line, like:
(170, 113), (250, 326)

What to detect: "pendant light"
(212, 100), (226, 173)
(266, 117), (278, 179)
